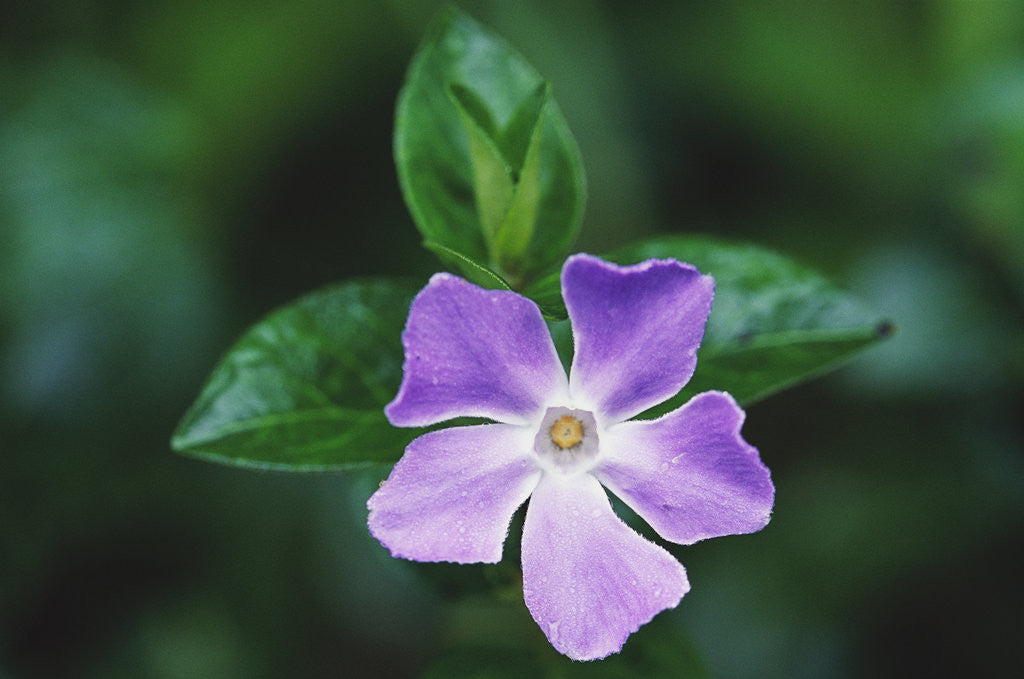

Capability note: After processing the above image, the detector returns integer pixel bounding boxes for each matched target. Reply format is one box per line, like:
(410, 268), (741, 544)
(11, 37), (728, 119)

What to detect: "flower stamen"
(550, 415), (584, 449)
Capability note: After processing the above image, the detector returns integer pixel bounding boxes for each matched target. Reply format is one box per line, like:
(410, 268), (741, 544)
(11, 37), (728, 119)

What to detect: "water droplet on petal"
(660, 462), (669, 472)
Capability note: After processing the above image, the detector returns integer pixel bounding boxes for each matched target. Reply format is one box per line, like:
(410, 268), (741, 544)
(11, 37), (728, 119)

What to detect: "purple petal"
(596, 391), (773, 545)
(563, 254), (714, 422)
(368, 424), (541, 563)
(521, 473), (690, 661)
(386, 274), (568, 427)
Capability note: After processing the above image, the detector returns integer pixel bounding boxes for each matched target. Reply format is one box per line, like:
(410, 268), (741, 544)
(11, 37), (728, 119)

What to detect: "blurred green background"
(2, 1), (1023, 677)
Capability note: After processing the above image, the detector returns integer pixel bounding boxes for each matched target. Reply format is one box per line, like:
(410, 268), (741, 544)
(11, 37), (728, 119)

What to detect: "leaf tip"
(169, 419), (193, 454)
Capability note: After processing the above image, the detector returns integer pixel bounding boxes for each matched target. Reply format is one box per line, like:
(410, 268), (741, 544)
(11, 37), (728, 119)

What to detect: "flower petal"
(596, 391), (773, 545)
(386, 273), (568, 427)
(368, 424), (541, 563)
(521, 473), (690, 661)
(563, 254), (714, 422)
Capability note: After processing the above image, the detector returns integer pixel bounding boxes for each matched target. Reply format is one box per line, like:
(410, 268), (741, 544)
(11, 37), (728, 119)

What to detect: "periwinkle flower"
(368, 254), (774, 660)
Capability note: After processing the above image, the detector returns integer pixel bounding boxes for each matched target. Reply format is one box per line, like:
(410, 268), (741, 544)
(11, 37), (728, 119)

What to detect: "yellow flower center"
(549, 415), (584, 449)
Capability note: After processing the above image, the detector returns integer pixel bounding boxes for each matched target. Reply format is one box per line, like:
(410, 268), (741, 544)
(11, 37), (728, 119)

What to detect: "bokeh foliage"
(2, 2), (1022, 678)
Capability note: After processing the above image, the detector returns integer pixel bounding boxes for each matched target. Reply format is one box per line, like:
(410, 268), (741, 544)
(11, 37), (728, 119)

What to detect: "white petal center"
(533, 407), (600, 473)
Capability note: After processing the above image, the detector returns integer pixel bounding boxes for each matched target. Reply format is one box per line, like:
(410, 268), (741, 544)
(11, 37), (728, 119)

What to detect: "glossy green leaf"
(422, 240), (514, 292)
(172, 279), (420, 471)
(501, 81), (548, 177)
(608, 236), (891, 409)
(394, 7), (585, 287)
(493, 84), (547, 271)
(447, 83), (515, 249)
(523, 266), (567, 320)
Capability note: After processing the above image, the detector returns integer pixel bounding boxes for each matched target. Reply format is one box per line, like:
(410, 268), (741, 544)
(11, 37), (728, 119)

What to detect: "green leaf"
(172, 279), (420, 471)
(447, 83), (514, 248)
(523, 266), (567, 320)
(394, 7), (585, 286)
(606, 235), (892, 410)
(422, 240), (514, 292)
(424, 239), (577, 323)
(493, 84), (548, 272)
(447, 82), (501, 146)
(499, 82), (548, 176)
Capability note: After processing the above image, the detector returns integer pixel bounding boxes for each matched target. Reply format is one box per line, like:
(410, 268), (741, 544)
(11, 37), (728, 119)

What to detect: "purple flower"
(367, 254), (774, 661)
